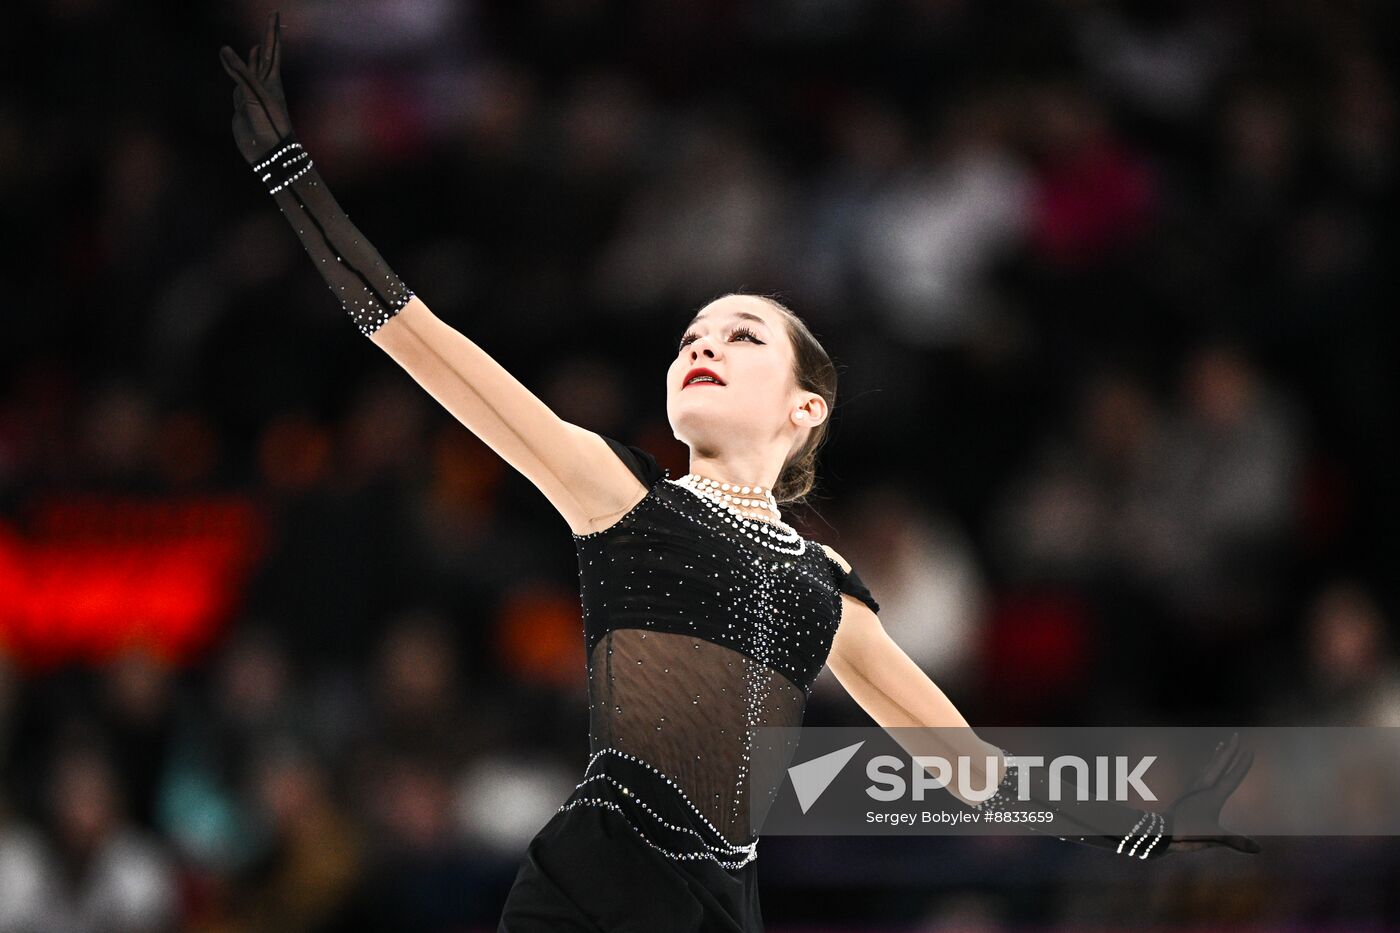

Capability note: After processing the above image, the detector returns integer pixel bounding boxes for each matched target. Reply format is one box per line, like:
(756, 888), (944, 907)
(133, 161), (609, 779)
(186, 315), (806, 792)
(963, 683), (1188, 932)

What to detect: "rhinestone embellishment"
(975, 754), (1169, 860)
(671, 478), (807, 556)
(562, 456), (865, 875)
(558, 747), (759, 869)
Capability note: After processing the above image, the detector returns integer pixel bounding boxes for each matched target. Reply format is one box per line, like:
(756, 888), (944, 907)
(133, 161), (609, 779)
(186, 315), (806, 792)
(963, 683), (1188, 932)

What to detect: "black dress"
(498, 436), (880, 933)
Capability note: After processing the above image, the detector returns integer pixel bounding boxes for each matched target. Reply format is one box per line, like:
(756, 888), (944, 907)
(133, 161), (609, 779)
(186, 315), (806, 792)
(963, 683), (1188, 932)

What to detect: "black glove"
(1157, 731), (1262, 855)
(219, 12), (414, 336)
(974, 733), (1261, 859)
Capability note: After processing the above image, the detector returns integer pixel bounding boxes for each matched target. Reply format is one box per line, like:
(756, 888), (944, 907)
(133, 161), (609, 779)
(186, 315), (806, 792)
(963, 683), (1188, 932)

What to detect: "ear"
(791, 393), (828, 429)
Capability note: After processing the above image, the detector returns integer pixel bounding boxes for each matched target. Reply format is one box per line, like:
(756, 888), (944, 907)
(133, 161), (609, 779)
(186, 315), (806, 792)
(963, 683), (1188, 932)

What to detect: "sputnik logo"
(787, 741), (866, 813)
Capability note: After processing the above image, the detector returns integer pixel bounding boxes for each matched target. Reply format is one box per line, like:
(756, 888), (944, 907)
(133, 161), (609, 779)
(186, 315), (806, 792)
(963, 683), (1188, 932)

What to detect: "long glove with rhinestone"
(219, 12), (413, 336)
(974, 750), (1173, 859)
(973, 733), (1261, 859)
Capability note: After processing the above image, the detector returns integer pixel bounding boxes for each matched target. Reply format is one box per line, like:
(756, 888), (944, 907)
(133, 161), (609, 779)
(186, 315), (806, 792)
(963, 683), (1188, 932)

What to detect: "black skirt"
(498, 751), (765, 932)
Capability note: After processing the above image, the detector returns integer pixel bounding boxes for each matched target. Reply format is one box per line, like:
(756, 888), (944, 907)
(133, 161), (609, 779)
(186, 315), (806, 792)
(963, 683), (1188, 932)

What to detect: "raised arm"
(219, 13), (644, 535)
(368, 298), (645, 534)
(821, 545), (1260, 858)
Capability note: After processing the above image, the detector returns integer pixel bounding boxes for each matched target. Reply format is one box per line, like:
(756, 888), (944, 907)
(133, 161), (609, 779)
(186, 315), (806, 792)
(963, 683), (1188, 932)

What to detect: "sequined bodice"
(572, 472), (848, 859)
(555, 437), (879, 871)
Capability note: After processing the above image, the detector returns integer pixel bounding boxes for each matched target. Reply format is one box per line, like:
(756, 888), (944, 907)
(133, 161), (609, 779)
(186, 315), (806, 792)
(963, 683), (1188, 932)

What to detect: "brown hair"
(725, 293), (838, 507)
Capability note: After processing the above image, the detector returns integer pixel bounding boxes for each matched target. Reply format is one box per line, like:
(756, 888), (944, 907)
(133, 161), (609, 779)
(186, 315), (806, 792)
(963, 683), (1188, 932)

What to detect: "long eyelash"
(677, 326), (764, 350)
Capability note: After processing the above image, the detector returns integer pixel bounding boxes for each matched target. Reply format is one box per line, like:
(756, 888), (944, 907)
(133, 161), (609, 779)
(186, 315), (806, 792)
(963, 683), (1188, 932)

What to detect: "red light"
(0, 496), (267, 670)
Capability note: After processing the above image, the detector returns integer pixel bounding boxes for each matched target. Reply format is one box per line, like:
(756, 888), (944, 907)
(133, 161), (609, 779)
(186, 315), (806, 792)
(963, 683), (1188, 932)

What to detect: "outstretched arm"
(822, 547), (1004, 805)
(822, 546), (1260, 858)
(219, 13), (644, 535)
(368, 299), (645, 535)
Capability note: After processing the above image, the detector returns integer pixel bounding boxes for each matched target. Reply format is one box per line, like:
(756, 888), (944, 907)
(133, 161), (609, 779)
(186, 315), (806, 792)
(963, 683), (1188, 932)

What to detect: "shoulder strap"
(599, 434), (666, 488)
(833, 562), (881, 614)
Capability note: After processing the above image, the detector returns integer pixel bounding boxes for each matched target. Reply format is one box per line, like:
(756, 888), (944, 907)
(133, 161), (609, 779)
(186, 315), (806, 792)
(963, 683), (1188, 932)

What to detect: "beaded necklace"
(673, 473), (806, 556)
(677, 475), (779, 513)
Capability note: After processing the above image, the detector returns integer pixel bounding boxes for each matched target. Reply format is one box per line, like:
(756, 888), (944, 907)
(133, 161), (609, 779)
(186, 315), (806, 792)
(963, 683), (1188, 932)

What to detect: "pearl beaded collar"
(677, 474), (779, 513)
(673, 474), (806, 555)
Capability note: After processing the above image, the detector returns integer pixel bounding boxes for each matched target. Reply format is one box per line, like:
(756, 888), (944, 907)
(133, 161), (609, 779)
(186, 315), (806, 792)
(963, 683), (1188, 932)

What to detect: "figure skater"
(219, 14), (1259, 931)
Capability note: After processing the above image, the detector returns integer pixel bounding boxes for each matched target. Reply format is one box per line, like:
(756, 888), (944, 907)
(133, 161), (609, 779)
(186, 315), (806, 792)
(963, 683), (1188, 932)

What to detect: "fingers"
(220, 44), (271, 125)
(219, 45), (257, 90)
(1200, 740), (1248, 793)
(1215, 748), (1255, 799)
(1218, 731), (1241, 767)
(1201, 732), (1241, 787)
(218, 45), (240, 80)
(264, 11), (281, 81)
(270, 11), (281, 75)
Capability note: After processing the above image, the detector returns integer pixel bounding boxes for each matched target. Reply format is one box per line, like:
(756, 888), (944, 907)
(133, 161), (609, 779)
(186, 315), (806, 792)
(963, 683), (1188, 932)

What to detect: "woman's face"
(666, 295), (803, 460)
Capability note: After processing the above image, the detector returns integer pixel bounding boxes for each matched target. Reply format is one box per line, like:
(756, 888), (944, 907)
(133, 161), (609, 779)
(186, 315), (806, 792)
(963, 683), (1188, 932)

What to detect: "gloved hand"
(219, 11), (294, 166)
(215, 10), (414, 335)
(973, 732), (1262, 860)
(1163, 732), (1262, 854)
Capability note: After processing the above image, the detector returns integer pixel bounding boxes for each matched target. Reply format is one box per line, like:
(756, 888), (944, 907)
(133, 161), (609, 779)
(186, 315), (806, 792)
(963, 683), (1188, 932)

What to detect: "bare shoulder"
(820, 543), (852, 573)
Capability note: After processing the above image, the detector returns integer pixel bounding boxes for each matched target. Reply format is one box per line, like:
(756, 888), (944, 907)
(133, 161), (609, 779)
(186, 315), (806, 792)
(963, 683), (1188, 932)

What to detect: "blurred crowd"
(4, 0), (1400, 929)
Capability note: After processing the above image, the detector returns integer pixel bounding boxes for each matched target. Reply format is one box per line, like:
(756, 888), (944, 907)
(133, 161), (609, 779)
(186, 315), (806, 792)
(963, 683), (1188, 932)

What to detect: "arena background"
(4, 0), (1400, 929)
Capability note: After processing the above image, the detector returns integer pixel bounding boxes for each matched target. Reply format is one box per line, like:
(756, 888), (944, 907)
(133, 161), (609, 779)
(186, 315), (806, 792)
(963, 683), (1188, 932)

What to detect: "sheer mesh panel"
(588, 628), (806, 845)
